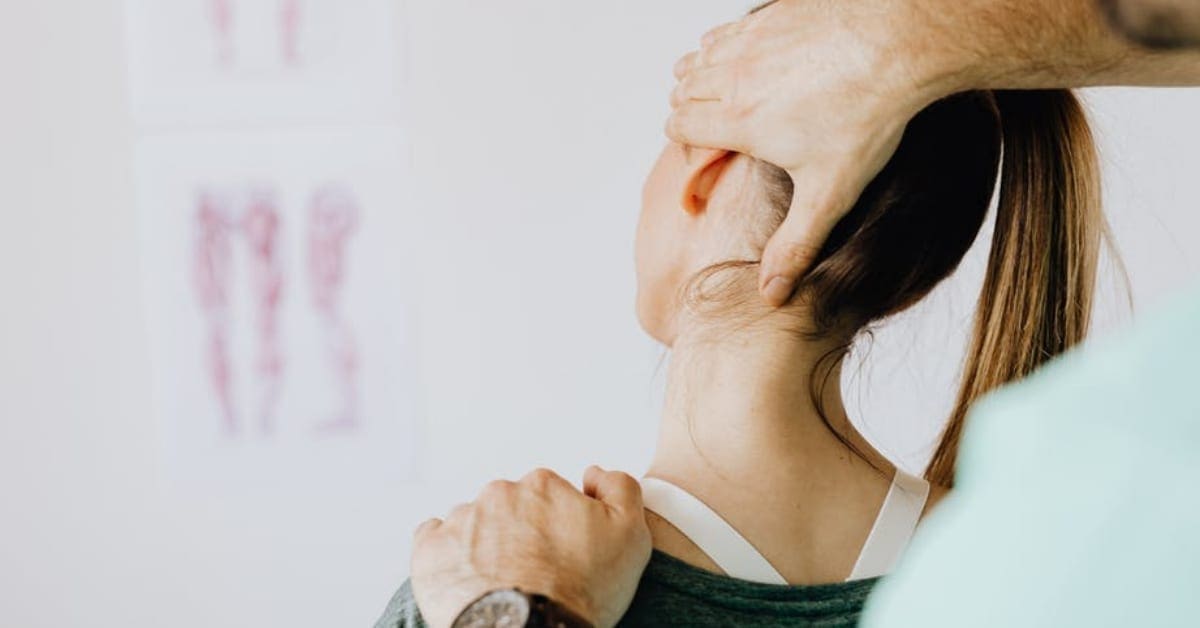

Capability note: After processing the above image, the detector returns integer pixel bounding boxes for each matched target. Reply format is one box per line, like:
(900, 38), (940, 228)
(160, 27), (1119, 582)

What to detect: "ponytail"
(925, 90), (1103, 486)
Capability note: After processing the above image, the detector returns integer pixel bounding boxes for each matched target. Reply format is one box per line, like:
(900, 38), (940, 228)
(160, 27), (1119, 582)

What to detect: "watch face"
(454, 589), (531, 628)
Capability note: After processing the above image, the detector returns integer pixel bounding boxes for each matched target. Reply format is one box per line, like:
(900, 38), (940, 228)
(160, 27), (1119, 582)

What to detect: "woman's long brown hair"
(750, 89), (1104, 487)
(924, 90), (1102, 485)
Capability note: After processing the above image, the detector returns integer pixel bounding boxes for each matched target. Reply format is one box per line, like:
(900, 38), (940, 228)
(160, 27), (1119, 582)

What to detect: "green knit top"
(374, 550), (880, 627)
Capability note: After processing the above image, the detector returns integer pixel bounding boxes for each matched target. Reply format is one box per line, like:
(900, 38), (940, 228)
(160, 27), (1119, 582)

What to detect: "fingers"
(758, 190), (847, 306)
(519, 467), (573, 494)
(446, 502), (474, 524)
(582, 465), (644, 516)
(670, 66), (730, 107)
(673, 51), (698, 79)
(695, 28), (754, 71)
(700, 19), (746, 47)
(666, 101), (747, 153)
(669, 21), (756, 150)
(673, 31), (751, 92)
(413, 517), (442, 542)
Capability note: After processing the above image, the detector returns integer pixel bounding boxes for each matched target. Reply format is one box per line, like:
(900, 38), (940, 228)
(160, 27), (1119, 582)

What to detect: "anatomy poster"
(123, 0), (401, 127)
(136, 130), (419, 489)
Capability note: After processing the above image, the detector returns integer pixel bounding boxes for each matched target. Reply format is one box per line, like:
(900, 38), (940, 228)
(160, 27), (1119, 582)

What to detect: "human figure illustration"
(210, 0), (303, 69)
(242, 187), (285, 435)
(279, 0), (302, 66)
(193, 189), (237, 434)
(307, 184), (361, 432)
(209, 0), (235, 67)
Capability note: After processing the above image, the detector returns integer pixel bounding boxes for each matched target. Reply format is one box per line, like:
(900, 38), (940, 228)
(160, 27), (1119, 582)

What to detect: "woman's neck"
(649, 323), (894, 484)
(644, 322), (899, 583)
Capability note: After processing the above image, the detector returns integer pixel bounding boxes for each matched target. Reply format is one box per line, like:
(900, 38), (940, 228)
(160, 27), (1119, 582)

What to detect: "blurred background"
(1, 1), (1197, 626)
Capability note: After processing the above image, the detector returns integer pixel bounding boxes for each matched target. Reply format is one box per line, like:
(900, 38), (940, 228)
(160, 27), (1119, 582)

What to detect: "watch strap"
(526, 591), (594, 628)
(452, 588), (594, 628)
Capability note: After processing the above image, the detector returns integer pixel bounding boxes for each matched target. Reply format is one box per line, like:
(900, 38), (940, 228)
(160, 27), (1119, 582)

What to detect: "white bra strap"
(641, 477), (788, 585)
(847, 470), (930, 581)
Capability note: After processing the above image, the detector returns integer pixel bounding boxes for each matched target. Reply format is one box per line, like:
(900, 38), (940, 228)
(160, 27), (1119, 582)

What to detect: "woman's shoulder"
(373, 579), (427, 628)
(619, 551), (877, 627)
(373, 554), (877, 628)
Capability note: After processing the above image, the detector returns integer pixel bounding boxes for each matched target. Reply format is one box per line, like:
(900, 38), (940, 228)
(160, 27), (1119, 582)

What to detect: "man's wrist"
(903, 0), (1181, 95)
(527, 592), (595, 628)
(871, 0), (994, 118)
(525, 583), (596, 627)
(452, 588), (595, 628)
(514, 574), (597, 626)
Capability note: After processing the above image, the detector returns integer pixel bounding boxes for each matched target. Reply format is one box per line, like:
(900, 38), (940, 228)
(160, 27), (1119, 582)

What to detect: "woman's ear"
(681, 148), (735, 215)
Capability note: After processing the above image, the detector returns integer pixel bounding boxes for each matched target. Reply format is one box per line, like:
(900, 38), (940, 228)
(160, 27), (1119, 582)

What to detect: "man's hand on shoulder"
(410, 466), (653, 628)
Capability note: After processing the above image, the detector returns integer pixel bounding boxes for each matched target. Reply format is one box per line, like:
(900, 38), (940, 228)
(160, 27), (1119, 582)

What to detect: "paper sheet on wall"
(136, 130), (420, 491)
(123, 0), (401, 127)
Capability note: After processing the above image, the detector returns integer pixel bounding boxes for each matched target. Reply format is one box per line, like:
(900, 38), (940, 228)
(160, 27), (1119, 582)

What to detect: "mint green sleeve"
(861, 285), (1200, 627)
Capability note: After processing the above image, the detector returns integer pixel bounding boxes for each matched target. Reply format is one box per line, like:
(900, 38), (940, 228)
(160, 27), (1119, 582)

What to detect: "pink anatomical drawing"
(280, 0), (303, 66)
(207, 0), (305, 69)
(307, 184), (361, 432)
(208, 0), (235, 67)
(139, 132), (416, 483)
(191, 181), (363, 438)
(193, 188), (238, 433)
(242, 188), (286, 434)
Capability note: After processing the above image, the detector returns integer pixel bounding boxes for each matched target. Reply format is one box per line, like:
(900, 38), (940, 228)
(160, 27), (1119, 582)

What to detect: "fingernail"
(762, 276), (794, 306)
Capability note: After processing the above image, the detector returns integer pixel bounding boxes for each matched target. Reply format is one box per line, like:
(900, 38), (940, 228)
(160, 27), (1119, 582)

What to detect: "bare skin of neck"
(644, 322), (949, 585)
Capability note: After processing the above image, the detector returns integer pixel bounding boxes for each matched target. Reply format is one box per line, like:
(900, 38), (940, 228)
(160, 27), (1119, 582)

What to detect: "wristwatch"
(451, 588), (595, 628)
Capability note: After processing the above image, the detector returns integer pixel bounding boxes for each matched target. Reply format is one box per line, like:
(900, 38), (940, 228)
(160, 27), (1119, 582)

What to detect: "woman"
(379, 84), (1104, 626)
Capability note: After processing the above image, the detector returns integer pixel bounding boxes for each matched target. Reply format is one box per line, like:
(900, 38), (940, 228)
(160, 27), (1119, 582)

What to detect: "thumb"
(583, 465), (644, 516)
(758, 182), (852, 306)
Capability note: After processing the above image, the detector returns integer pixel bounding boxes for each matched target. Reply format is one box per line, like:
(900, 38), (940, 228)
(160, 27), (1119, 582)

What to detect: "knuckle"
(677, 73), (694, 93)
(665, 112), (680, 133)
(777, 240), (821, 267)
(707, 22), (736, 43)
(413, 518), (440, 543)
(667, 112), (692, 143)
(614, 482), (643, 511)
(720, 38), (746, 63)
(709, 35), (746, 67)
(447, 502), (473, 521)
(522, 467), (559, 488)
(609, 470), (640, 494)
(479, 479), (515, 502)
(670, 83), (685, 106)
(674, 52), (696, 77)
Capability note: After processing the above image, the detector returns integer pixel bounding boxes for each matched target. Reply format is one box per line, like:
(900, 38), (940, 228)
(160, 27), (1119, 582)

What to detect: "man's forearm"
(912, 0), (1200, 100)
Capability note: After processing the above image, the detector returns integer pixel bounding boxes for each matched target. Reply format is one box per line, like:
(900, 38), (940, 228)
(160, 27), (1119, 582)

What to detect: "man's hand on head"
(666, 0), (958, 307)
(667, 0), (1200, 308)
(410, 466), (653, 628)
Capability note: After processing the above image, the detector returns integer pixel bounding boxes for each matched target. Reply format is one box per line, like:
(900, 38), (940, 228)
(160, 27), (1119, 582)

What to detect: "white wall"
(1, 2), (1197, 627)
